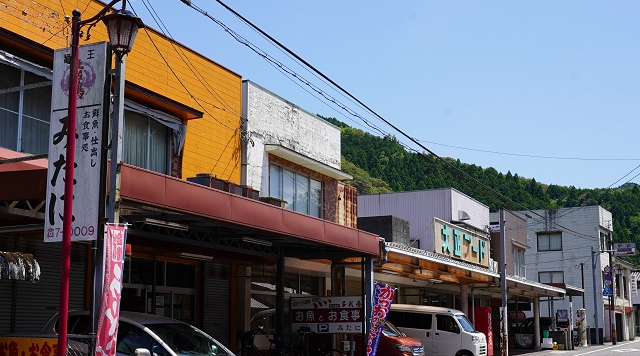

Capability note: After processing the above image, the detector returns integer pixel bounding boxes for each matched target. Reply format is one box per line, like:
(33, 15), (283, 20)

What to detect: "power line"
(176, 1), (622, 241)
(416, 139), (640, 162)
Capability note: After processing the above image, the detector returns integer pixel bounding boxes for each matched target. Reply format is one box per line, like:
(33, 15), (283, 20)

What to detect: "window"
(123, 111), (170, 174)
(387, 311), (432, 330)
(436, 314), (459, 333)
(513, 248), (525, 277)
(539, 271), (564, 283)
(269, 164), (322, 217)
(0, 59), (52, 154)
(537, 232), (562, 251)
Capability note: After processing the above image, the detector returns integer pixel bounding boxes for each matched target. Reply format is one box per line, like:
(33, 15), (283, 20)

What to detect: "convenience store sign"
(291, 296), (364, 334)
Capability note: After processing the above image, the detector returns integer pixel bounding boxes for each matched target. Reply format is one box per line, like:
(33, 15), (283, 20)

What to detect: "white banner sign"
(44, 42), (108, 242)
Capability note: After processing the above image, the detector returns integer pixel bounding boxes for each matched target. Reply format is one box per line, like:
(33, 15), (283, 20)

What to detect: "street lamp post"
(58, 2), (142, 356)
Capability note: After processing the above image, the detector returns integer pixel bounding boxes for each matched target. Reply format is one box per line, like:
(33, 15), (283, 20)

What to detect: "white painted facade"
(358, 188), (490, 253)
(516, 206), (636, 342)
(241, 80), (342, 195)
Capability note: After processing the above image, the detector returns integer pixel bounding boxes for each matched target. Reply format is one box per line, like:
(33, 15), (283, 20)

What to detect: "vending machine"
(474, 307), (493, 355)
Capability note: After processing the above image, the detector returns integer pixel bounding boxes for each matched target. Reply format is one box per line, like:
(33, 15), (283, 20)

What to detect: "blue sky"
(130, 0), (640, 189)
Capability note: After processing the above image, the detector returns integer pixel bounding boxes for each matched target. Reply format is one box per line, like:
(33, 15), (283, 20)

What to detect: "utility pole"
(500, 209), (508, 356)
(591, 247), (599, 345)
(608, 234), (617, 345)
(580, 263), (585, 309)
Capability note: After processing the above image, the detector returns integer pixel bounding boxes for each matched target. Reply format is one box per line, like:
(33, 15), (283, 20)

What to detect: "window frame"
(122, 110), (171, 175)
(268, 164), (323, 218)
(0, 54), (53, 154)
(537, 232), (562, 252)
(538, 271), (564, 284)
(513, 248), (525, 277)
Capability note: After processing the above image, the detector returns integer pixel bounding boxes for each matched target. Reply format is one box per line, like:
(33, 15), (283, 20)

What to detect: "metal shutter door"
(0, 239), (87, 333)
(203, 262), (230, 346)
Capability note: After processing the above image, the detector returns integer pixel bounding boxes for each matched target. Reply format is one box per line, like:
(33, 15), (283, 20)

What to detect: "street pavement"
(505, 338), (640, 356)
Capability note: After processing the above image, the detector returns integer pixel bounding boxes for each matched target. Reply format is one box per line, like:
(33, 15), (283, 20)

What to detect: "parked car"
(353, 320), (425, 356)
(42, 310), (234, 356)
(387, 304), (487, 356)
(250, 308), (424, 356)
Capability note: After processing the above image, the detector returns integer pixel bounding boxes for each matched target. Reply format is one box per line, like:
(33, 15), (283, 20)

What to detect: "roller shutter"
(203, 262), (231, 346)
(0, 239), (87, 333)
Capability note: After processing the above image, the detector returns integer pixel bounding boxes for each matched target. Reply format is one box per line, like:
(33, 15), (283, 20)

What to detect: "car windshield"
(455, 314), (477, 333)
(382, 320), (405, 337)
(146, 323), (232, 356)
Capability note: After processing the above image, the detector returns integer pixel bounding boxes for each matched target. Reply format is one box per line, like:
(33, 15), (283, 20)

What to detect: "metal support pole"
(499, 209), (508, 356)
(106, 54), (126, 225)
(591, 247), (599, 345)
(57, 10), (81, 356)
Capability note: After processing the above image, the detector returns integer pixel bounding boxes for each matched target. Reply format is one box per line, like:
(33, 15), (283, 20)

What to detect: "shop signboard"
(614, 243), (636, 256)
(291, 296), (364, 334)
(44, 42), (107, 242)
(434, 217), (489, 267)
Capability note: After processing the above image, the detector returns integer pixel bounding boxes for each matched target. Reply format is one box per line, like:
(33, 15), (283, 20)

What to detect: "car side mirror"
(135, 348), (151, 356)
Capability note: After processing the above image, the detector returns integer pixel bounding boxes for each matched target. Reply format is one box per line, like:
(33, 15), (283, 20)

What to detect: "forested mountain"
(322, 116), (640, 266)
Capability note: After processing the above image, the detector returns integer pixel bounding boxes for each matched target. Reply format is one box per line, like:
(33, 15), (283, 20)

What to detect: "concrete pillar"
(534, 298), (541, 350)
(460, 284), (469, 316)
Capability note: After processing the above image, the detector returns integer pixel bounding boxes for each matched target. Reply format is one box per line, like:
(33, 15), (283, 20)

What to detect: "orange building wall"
(2, 0), (242, 183)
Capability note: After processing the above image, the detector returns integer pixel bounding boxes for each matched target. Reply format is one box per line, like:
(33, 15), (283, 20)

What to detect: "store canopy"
(0, 252), (40, 282)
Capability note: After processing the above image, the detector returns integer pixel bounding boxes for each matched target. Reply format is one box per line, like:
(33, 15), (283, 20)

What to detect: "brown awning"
(0, 251), (40, 282)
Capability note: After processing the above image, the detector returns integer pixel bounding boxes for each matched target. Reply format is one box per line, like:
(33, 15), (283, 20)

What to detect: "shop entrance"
(121, 256), (197, 324)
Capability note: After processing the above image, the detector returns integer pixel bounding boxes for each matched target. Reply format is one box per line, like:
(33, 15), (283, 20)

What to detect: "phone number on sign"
(47, 225), (96, 239)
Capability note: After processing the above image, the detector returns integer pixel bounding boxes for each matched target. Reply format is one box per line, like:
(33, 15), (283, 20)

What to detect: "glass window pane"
(550, 233), (562, 250)
(166, 262), (195, 288)
(23, 72), (51, 120)
(538, 235), (549, 251)
(124, 111), (148, 168)
(269, 165), (282, 198)
(128, 257), (155, 285)
(282, 169), (295, 210)
(21, 116), (49, 154)
(0, 110), (18, 150)
(149, 119), (168, 173)
(310, 179), (322, 218)
(295, 173), (309, 214)
(0, 63), (21, 112)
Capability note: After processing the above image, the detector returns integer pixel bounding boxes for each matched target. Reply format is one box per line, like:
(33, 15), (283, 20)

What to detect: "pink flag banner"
(95, 224), (127, 356)
(366, 283), (396, 356)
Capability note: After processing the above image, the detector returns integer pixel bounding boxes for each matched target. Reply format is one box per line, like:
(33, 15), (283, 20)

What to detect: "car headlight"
(395, 344), (413, 353)
(471, 335), (480, 343)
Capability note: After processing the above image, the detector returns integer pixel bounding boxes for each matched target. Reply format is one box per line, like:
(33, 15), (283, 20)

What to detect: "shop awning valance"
(0, 252), (40, 282)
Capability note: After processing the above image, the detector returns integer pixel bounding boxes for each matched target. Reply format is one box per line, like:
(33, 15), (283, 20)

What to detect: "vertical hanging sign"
(366, 283), (395, 356)
(96, 224), (127, 356)
(45, 42), (108, 242)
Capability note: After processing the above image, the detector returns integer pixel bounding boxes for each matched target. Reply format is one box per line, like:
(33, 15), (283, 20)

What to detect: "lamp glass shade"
(102, 9), (144, 55)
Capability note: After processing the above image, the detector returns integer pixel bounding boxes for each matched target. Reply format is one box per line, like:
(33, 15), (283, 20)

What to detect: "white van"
(387, 304), (487, 356)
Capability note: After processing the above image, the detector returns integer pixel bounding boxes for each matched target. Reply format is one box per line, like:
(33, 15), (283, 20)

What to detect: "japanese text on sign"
(434, 217), (490, 267)
(291, 296), (364, 334)
(45, 42), (107, 242)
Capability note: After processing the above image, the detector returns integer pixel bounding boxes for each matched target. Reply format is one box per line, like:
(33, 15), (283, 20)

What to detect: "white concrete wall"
(517, 206), (628, 337)
(242, 81), (342, 194)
